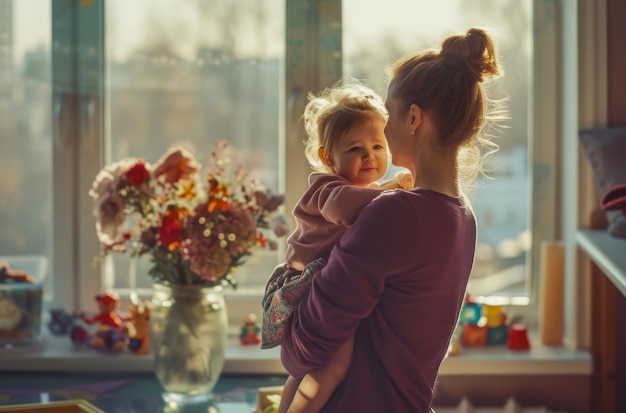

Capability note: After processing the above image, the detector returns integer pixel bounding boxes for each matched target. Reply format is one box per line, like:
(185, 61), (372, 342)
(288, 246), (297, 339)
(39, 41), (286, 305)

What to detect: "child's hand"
(369, 171), (413, 190)
(395, 171), (414, 189)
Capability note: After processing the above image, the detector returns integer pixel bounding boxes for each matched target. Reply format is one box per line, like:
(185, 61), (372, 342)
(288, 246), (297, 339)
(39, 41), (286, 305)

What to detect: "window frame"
(50, 0), (105, 311)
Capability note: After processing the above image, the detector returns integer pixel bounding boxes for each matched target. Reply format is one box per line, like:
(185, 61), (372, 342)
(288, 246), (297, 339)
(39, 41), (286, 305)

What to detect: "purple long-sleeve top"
(281, 188), (476, 412)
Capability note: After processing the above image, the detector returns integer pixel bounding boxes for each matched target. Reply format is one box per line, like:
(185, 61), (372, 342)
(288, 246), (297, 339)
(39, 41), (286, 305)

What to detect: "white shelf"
(576, 229), (626, 297)
(0, 332), (591, 376)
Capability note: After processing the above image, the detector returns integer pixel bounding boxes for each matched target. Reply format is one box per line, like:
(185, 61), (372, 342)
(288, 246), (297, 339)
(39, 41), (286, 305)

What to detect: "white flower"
(94, 192), (127, 247)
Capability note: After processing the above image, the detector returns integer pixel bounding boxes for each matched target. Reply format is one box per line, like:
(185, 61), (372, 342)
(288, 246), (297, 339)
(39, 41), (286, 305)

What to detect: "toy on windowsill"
(47, 308), (75, 336)
(125, 301), (150, 354)
(49, 293), (151, 354)
(73, 292), (130, 352)
(507, 323), (531, 351)
(461, 300), (509, 348)
(0, 263), (35, 284)
(452, 295), (528, 353)
(0, 265), (31, 336)
(240, 313), (261, 345)
(0, 261), (44, 346)
(71, 293), (150, 354)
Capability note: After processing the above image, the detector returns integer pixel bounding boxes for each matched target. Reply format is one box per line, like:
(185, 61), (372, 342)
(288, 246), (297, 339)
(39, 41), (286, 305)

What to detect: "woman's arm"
(281, 192), (411, 378)
(287, 335), (354, 412)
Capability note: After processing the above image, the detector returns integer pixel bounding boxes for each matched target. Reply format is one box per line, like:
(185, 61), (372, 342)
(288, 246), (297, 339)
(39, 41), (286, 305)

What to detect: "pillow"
(602, 183), (626, 212)
(579, 126), (626, 238)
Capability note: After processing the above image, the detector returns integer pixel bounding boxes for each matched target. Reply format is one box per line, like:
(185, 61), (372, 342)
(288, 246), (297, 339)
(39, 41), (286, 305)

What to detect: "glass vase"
(150, 283), (228, 405)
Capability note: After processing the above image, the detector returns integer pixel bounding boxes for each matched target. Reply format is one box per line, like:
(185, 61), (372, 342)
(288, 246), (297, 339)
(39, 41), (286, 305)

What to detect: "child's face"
(329, 114), (389, 187)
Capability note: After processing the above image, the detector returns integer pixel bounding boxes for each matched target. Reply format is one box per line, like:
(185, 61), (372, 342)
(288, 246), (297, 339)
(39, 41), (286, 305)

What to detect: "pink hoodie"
(285, 172), (390, 271)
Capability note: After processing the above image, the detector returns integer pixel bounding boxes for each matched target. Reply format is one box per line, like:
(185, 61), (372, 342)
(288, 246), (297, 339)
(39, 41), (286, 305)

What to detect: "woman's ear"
(409, 104), (422, 135)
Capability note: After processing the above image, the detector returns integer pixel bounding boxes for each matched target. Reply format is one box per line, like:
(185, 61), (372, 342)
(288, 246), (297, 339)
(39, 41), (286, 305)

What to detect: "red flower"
(125, 160), (149, 186)
(158, 209), (183, 250)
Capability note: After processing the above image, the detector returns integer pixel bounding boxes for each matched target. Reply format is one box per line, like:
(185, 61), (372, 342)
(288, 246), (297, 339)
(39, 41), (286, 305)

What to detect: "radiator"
(433, 398), (567, 413)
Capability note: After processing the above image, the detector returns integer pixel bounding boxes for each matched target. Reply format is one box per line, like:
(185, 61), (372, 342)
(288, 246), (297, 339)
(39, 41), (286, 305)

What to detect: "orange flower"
(256, 233), (268, 248)
(207, 197), (229, 213)
(152, 146), (200, 184)
(177, 180), (197, 201)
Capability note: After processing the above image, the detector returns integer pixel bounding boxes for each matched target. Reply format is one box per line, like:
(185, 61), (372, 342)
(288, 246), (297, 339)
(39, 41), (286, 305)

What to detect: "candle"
(539, 241), (565, 346)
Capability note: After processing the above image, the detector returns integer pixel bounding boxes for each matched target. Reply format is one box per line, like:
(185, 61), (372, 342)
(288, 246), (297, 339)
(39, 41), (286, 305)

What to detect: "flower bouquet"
(89, 140), (289, 288)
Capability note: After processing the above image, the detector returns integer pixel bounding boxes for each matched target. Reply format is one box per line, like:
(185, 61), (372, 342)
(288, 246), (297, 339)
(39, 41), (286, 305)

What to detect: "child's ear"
(318, 147), (333, 167)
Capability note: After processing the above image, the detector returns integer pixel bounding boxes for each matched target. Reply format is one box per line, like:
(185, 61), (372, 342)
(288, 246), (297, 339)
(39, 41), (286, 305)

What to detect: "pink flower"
(271, 215), (291, 237)
(180, 200), (257, 282)
(253, 189), (285, 213)
(89, 158), (144, 201)
(187, 245), (233, 283)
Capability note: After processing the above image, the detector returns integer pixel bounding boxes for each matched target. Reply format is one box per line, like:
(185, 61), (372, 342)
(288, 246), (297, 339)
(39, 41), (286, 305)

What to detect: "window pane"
(0, 1), (53, 295)
(104, 0), (285, 295)
(343, 0), (532, 297)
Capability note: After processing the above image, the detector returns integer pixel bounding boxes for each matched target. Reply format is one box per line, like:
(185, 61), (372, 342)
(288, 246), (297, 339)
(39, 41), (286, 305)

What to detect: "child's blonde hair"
(303, 80), (388, 173)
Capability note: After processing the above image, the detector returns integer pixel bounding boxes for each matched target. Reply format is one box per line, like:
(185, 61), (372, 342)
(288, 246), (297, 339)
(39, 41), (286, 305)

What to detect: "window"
(103, 0), (285, 298)
(2, 0), (549, 328)
(0, 0), (55, 300)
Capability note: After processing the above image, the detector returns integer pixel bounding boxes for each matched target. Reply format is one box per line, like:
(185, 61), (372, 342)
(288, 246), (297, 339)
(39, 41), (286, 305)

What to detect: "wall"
(607, 0), (626, 126)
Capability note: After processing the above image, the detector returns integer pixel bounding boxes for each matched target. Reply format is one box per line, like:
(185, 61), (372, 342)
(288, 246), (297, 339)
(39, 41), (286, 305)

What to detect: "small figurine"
(240, 313), (261, 345)
(76, 292), (129, 352)
(47, 308), (75, 336)
(126, 301), (150, 354)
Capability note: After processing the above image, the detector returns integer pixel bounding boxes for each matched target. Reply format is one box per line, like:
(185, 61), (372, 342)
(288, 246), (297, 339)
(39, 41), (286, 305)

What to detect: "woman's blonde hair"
(303, 80), (388, 173)
(387, 27), (507, 189)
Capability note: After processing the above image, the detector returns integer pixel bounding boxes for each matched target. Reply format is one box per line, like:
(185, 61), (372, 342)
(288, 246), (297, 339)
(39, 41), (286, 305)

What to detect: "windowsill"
(0, 332), (591, 376)
(440, 341), (591, 375)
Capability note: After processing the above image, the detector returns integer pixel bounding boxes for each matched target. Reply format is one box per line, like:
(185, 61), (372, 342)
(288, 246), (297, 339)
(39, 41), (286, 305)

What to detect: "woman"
(280, 27), (503, 412)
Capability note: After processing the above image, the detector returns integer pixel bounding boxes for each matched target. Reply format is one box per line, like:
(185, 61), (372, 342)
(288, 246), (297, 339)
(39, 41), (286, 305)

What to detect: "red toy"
(507, 323), (531, 351)
(240, 313), (261, 345)
(75, 292), (130, 352)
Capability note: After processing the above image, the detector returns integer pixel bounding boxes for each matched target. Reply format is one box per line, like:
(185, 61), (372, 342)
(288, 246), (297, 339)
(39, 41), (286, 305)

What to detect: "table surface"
(0, 372), (287, 413)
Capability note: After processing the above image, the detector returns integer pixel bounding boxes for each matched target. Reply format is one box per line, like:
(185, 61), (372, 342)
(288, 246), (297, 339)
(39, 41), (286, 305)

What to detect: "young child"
(261, 81), (412, 413)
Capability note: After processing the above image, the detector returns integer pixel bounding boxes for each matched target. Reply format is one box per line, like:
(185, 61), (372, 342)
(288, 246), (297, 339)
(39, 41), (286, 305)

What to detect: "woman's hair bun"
(440, 28), (500, 83)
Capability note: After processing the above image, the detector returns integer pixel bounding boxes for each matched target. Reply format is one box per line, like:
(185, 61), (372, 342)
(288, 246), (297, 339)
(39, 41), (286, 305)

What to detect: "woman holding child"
(279, 27), (504, 412)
